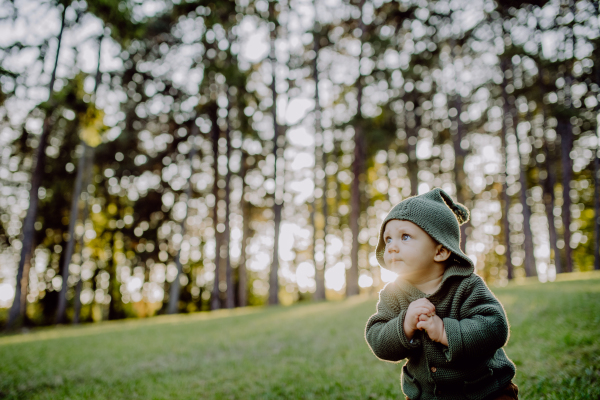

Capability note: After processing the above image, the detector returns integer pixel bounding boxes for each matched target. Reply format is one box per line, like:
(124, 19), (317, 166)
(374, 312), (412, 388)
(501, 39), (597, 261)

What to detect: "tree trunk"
(385, 152), (392, 202)
(313, 16), (326, 301)
(224, 97), (234, 309)
(238, 153), (249, 307)
(540, 107), (563, 275)
(348, 128), (362, 297)
(452, 95), (470, 252)
(107, 231), (124, 320)
(501, 169), (513, 278)
(513, 111), (537, 277)
(210, 107), (222, 310)
(593, 142), (600, 270)
(55, 142), (87, 323)
(318, 139), (328, 300)
(310, 197), (318, 289)
(268, 3), (281, 305)
(73, 143), (95, 324)
(347, 0), (366, 298)
(558, 118), (573, 273)
(270, 202), (282, 306)
(7, 5), (66, 329)
(73, 34), (102, 324)
(558, 20), (575, 273)
(500, 59), (514, 280)
(57, 35), (104, 324)
(595, 145), (600, 271)
(15, 252), (33, 325)
(72, 275), (83, 324)
(167, 121), (198, 314)
(407, 110), (419, 197)
(72, 152), (89, 325)
(595, 4), (600, 271)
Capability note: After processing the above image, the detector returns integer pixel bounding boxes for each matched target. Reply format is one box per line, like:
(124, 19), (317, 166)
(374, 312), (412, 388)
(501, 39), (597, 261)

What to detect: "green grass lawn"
(1, 271), (599, 400)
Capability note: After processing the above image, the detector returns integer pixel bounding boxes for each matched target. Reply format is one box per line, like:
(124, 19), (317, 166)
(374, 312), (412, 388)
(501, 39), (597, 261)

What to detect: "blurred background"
(0, 0), (598, 329)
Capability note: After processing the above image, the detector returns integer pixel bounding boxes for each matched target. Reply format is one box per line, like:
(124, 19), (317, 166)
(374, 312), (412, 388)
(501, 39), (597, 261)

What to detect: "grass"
(0, 271), (599, 400)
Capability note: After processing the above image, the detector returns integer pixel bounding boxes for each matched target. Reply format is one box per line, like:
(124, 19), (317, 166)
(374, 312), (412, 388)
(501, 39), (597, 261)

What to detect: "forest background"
(0, 0), (599, 329)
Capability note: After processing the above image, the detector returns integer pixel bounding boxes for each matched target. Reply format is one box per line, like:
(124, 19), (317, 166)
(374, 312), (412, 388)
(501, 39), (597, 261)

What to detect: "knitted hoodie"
(365, 189), (516, 400)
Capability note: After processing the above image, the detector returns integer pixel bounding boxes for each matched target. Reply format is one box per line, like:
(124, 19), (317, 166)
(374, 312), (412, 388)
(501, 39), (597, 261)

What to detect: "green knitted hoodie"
(365, 189), (516, 400)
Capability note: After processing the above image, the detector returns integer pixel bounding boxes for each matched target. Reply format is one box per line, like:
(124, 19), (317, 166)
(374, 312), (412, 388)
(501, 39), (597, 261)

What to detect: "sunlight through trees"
(0, 0), (599, 328)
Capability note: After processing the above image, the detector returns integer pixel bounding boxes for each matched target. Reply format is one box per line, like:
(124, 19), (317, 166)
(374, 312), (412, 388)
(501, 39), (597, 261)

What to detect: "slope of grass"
(0, 272), (599, 400)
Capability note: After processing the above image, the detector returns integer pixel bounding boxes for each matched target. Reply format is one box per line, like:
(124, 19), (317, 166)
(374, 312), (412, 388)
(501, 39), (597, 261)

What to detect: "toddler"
(365, 188), (518, 400)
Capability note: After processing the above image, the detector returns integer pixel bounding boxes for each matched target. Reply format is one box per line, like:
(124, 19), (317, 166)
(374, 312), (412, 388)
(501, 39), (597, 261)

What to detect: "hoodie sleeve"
(365, 284), (421, 362)
(442, 275), (510, 363)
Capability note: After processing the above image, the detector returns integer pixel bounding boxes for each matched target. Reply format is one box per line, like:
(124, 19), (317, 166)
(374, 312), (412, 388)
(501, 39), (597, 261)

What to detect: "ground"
(0, 271), (599, 399)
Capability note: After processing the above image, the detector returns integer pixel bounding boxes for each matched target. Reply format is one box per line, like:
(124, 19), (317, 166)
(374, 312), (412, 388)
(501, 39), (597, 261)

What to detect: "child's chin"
(383, 265), (403, 274)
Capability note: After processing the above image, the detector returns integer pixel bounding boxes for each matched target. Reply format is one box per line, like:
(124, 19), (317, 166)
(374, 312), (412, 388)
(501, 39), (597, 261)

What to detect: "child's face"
(382, 219), (448, 281)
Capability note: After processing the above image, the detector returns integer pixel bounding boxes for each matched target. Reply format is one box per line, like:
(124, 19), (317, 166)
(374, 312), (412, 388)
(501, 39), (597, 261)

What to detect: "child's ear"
(433, 245), (451, 262)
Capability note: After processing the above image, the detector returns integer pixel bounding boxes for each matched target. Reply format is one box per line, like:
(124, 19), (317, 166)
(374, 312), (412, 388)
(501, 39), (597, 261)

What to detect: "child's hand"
(417, 314), (448, 346)
(404, 298), (436, 340)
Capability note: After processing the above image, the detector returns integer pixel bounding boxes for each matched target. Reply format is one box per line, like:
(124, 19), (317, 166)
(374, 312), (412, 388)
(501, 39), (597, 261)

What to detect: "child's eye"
(385, 237), (391, 244)
(402, 234), (410, 241)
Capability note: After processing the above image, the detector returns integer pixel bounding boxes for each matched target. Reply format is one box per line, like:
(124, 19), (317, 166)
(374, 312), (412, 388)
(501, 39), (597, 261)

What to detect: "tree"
(513, 97), (537, 277)
(56, 34), (104, 324)
(539, 99), (563, 274)
(448, 43), (471, 253)
(167, 120), (199, 314)
(238, 152), (251, 307)
(557, 2), (576, 273)
(268, 0), (282, 306)
(210, 100), (223, 310)
(7, 4), (67, 329)
(500, 57), (515, 280)
(312, 2), (326, 301)
(223, 91), (234, 309)
(594, 4), (600, 271)
(346, 0), (366, 298)
(72, 142), (95, 324)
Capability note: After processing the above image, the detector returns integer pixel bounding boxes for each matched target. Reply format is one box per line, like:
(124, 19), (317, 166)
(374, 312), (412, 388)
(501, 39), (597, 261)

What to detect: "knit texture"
(365, 267), (516, 400)
(375, 188), (473, 270)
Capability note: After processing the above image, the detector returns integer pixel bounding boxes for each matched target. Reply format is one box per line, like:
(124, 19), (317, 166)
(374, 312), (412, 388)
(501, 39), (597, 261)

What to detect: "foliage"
(0, 0), (599, 327)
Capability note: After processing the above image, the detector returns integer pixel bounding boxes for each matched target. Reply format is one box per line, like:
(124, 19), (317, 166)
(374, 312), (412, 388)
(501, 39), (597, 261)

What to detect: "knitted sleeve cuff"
(442, 317), (463, 362)
(397, 310), (421, 349)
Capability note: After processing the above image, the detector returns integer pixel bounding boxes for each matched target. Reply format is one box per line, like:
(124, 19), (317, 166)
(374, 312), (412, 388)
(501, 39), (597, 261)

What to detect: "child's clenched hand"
(404, 298), (436, 339)
(417, 313), (448, 346)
